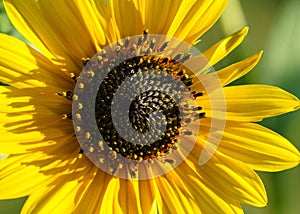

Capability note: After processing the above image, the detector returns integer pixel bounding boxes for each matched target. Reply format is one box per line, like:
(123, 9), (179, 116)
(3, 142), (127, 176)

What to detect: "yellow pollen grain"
(79, 83), (84, 89)
(76, 126), (81, 132)
(97, 55), (103, 61)
(73, 95), (78, 100)
(99, 157), (104, 163)
(89, 146), (94, 153)
(87, 70), (95, 77)
(62, 114), (68, 119)
(75, 114), (81, 120)
(81, 57), (90, 62)
(110, 151), (117, 160)
(70, 73), (76, 78)
(98, 141), (104, 151)
(85, 132), (91, 139)
(78, 103), (83, 110)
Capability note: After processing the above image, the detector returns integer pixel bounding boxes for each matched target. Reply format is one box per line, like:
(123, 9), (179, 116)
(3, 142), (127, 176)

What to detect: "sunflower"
(0, 0), (299, 213)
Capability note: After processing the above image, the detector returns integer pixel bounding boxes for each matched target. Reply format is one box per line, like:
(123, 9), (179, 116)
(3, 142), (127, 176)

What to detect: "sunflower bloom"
(0, 0), (300, 214)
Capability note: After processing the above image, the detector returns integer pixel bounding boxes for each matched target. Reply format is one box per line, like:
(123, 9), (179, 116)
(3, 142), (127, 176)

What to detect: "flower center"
(68, 39), (206, 160)
(95, 56), (186, 160)
(70, 32), (210, 179)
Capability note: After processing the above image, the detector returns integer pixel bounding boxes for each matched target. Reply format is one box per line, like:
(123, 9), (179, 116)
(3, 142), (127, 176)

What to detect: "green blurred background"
(0, 0), (299, 213)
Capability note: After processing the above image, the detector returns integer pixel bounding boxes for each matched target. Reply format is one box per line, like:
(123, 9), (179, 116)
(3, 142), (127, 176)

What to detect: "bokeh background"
(0, 0), (299, 213)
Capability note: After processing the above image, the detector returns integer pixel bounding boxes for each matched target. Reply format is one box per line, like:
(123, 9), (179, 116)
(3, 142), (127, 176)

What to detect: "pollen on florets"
(71, 31), (206, 179)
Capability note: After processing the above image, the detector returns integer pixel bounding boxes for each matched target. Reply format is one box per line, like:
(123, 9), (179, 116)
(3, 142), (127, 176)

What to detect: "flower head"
(0, 0), (299, 213)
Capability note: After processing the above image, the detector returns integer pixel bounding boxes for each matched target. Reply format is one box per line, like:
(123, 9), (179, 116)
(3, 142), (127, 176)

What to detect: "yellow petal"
(3, 0), (54, 59)
(218, 122), (300, 171)
(0, 149), (80, 200)
(202, 85), (300, 122)
(118, 179), (140, 214)
(167, 0), (228, 43)
(106, 0), (227, 44)
(108, 0), (144, 38)
(155, 175), (192, 214)
(138, 179), (158, 214)
(158, 164), (244, 213)
(75, 0), (108, 48)
(0, 130), (74, 155)
(73, 169), (109, 214)
(203, 27), (249, 66)
(91, 0), (122, 44)
(75, 170), (141, 214)
(184, 175), (244, 214)
(21, 156), (93, 214)
(99, 177), (122, 214)
(0, 87), (71, 117)
(38, 0), (97, 58)
(4, 0), (85, 71)
(187, 143), (268, 207)
(0, 86), (74, 154)
(0, 34), (73, 90)
(216, 51), (263, 86)
(0, 153), (48, 199)
(143, 0), (180, 35)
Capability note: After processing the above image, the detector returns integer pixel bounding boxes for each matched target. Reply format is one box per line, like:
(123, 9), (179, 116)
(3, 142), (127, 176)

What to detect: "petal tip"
(253, 50), (264, 63)
(241, 26), (249, 35)
(255, 192), (268, 208)
(297, 100), (300, 109)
